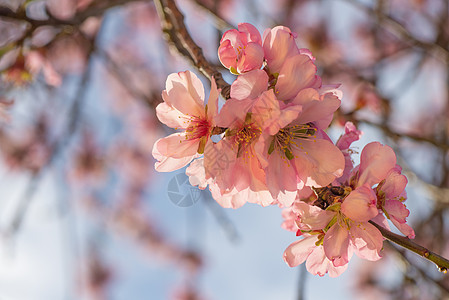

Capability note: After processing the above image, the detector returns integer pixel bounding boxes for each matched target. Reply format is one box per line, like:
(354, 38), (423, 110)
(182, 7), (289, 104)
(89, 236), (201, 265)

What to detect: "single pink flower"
(152, 71), (219, 172)
(200, 93), (277, 208)
(283, 198), (384, 275)
(377, 166), (415, 238)
(341, 142), (396, 223)
(218, 23), (264, 74)
(254, 88), (344, 205)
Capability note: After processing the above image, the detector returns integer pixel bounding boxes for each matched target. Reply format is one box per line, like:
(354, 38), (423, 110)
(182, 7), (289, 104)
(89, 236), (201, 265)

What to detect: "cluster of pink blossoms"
(152, 23), (414, 277)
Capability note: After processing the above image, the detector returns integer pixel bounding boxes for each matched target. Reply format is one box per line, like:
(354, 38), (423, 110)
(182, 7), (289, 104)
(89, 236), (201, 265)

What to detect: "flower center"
(269, 124), (317, 161)
(185, 116), (211, 141)
(229, 122), (262, 159)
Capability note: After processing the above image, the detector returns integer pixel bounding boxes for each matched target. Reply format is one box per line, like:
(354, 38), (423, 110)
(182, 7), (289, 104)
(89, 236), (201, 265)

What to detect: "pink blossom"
(283, 199), (384, 276)
(377, 166), (415, 238)
(255, 88), (344, 205)
(152, 71), (218, 172)
(201, 94), (276, 208)
(218, 23), (264, 74)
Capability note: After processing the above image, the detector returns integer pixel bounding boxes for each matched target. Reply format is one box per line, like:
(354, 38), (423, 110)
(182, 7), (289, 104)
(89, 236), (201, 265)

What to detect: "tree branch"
(154, 0), (231, 99)
(0, 0), (142, 27)
(370, 220), (449, 274)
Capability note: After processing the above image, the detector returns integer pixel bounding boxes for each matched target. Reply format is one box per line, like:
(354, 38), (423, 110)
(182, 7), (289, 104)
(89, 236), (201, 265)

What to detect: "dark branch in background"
(154, 0), (231, 99)
(342, 0), (449, 62)
(296, 264), (307, 300)
(384, 242), (449, 295)
(340, 111), (449, 151)
(192, 0), (235, 31)
(4, 25), (100, 237)
(0, 0), (142, 27)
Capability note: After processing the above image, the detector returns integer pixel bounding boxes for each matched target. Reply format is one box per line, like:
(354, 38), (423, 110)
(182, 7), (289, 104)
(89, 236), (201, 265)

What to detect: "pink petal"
(251, 90), (302, 135)
(358, 142), (397, 187)
(164, 71), (205, 117)
(263, 26), (299, 73)
(218, 39), (238, 70)
(214, 98), (253, 127)
(283, 236), (318, 267)
(237, 42), (264, 73)
(384, 200), (415, 238)
(281, 207), (298, 232)
(185, 158), (209, 189)
(276, 190), (298, 208)
(294, 91), (341, 130)
(306, 246), (349, 277)
(350, 222), (383, 261)
(275, 54), (318, 101)
(382, 167), (407, 199)
(152, 140), (195, 172)
(323, 224), (350, 267)
(230, 69), (268, 100)
(209, 185), (247, 209)
(154, 132), (199, 159)
(293, 139), (345, 188)
(155, 102), (187, 129)
(292, 201), (336, 231)
(291, 88), (320, 106)
(238, 22), (262, 44)
(336, 122), (362, 150)
(246, 188), (276, 207)
(341, 185), (378, 222)
(207, 77), (219, 121)
(266, 150), (298, 198)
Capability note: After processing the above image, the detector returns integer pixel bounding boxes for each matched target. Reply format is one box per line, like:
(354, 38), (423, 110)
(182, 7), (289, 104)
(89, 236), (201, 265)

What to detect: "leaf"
(268, 139), (275, 155)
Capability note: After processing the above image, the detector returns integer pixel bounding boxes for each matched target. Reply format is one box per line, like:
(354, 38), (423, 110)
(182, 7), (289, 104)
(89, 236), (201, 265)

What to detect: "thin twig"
(5, 24), (101, 237)
(154, 0), (231, 99)
(192, 0), (235, 31)
(370, 221), (449, 274)
(0, 0), (142, 27)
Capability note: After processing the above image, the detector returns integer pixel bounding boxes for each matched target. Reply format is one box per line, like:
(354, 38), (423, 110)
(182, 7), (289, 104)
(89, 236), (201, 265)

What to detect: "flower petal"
(358, 142), (396, 187)
(154, 132), (199, 159)
(350, 222), (383, 261)
(230, 69), (268, 100)
(323, 224), (350, 267)
(164, 71), (205, 117)
(293, 139), (345, 188)
(237, 42), (264, 73)
(283, 236), (318, 267)
(341, 185), (378, 222)
(155, 102), (187, 129)
(276, 54), (318, 101)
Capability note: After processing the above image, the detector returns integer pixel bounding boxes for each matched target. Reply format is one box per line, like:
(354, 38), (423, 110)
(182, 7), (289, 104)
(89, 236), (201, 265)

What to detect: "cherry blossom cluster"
(152, 23), (414, 277)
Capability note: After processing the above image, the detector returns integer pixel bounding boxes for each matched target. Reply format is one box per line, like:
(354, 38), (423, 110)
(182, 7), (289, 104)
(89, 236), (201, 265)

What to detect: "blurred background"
(0, 0), (448, 299)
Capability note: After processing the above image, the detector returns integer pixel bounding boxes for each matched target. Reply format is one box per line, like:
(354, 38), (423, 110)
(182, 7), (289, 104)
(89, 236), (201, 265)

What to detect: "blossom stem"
(154, 0), (231, 99)
(369, 221), (449, 273)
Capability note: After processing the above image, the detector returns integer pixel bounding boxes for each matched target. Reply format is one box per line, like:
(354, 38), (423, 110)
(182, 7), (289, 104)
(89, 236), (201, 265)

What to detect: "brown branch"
(342, 0), (449, 62)
(370, 221), (449, 274)
(0, 0), (142, 27)
(341, 111), (449, 151)
(154, 0), (231, 99)
(192, 0), (235, 31)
